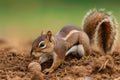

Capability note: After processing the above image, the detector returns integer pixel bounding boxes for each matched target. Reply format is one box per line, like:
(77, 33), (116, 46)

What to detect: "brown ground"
(0, 38), (120, 80)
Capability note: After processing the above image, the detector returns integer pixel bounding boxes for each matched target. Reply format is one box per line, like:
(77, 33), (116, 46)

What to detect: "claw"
(43, 68), (54, 74)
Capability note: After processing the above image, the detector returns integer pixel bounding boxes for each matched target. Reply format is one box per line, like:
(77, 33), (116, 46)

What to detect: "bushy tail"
(83, 9), (117, 54)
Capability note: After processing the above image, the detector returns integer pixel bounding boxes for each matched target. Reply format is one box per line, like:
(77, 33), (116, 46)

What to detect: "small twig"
(103, 59), (109, 69)
(98, 59), (109, 71)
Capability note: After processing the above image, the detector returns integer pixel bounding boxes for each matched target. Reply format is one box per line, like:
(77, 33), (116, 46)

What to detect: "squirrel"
(30, 9), (117, 74)
(83, 9), (117, 54)
(30, 25), (91, 74)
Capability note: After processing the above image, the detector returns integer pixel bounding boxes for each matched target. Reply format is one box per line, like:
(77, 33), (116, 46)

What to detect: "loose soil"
(0, 39), (120, 80)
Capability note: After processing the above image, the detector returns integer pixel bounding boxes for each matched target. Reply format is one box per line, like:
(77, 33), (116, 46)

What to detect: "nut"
(28, 62), (41, 72)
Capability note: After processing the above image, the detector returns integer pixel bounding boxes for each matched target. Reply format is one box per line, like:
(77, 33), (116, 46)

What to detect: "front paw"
(43, 68), (54, 74)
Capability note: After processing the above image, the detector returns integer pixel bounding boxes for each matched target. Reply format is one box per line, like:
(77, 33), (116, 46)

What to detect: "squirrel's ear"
(41, 30), (46, 35)
(46, 31), (52, 42)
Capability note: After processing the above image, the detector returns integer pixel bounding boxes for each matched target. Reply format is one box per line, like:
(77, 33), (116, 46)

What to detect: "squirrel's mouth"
(32, 52), (44, 57)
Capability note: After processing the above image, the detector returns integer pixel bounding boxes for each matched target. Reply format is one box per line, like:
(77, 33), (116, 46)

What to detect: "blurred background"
(0, 0), (120, 49)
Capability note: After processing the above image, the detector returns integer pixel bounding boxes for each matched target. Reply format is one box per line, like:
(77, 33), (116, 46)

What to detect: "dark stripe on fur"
(97, 21), (114, 53)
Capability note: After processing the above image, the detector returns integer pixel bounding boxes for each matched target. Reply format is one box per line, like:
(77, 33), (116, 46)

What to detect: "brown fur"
(56, 25), (91, 55)
(83, 10), (116, 54)
(97, 21), (115, 53)
(83, 10), (106, 43)
(31, 25), (91, 74)
(56, 25), (81, 37)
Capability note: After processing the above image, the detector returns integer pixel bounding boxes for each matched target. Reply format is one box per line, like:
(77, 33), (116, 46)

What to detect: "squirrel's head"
(30, 31), (55, 57)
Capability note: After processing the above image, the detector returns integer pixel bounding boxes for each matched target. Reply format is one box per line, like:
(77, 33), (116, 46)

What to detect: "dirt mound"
(0, 40), (120, 80)
(0, 49), (33, 80)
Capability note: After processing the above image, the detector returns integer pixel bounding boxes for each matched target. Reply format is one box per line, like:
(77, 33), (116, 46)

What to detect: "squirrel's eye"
(39, 41), (46, 48)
